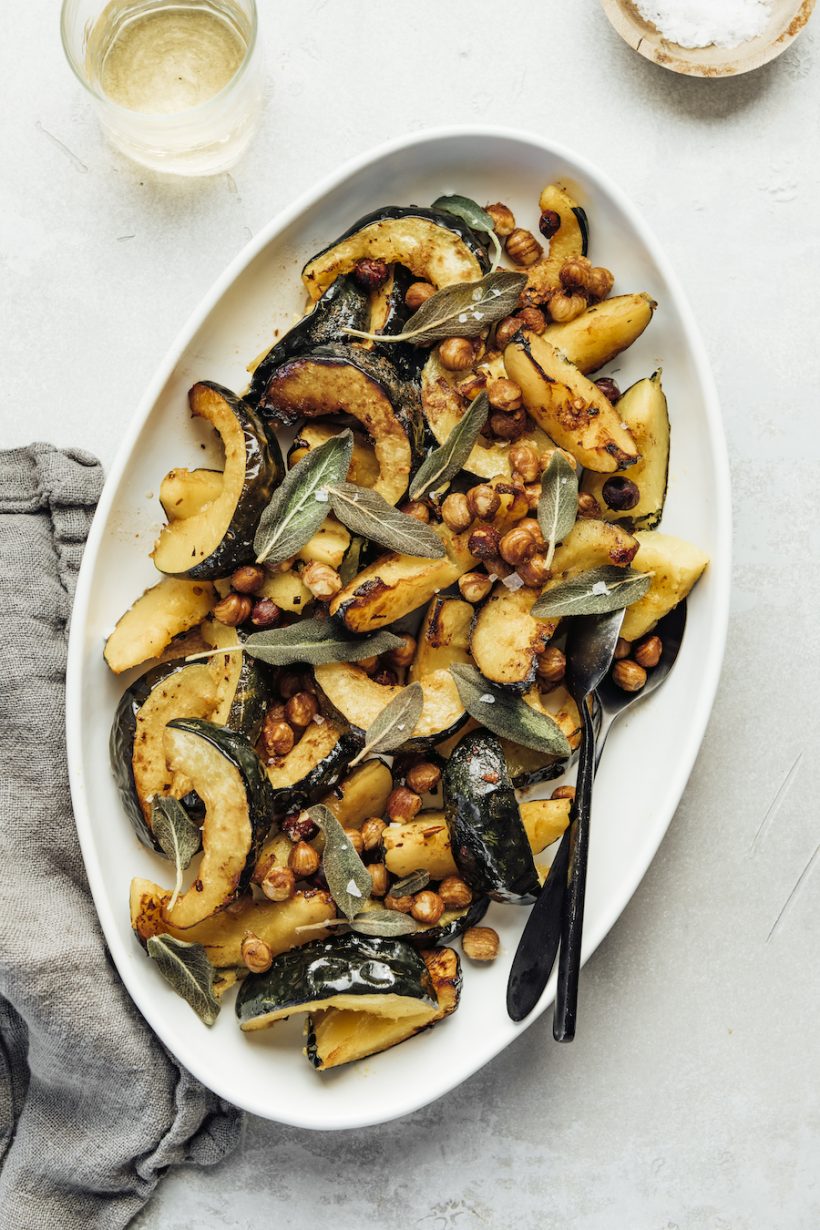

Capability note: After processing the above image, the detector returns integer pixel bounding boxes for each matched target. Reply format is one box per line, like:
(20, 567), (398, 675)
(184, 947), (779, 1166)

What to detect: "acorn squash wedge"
(409, 596), (472, 681)
(470, 584), (560, 693)
(544, 293), (656, 375)
(152, 382), (284, 579)
(314, 662), (466, 751)
(621, 531), (709, 642)
(287, 421), (380, 489)
(159, 468), (223, 521)
(543, 518), (639, 591)
(103, 577), (216, 675)
(443, 730), (539, 903)
(302, 205), (489, 300)
(202, 619), (274, 745)
(162, 719), (274, 928)
(265, 718), (360, 817)
(236, 933), (437, 1030)
(519, 183), (589, 308)
(500, 687), (582, 787)
(319, 758), (393, 829)
(305, 946), (462, 1070)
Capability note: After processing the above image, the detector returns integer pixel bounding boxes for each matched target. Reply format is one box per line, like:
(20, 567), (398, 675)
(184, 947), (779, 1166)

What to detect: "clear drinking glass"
(61, 0), (263, 176)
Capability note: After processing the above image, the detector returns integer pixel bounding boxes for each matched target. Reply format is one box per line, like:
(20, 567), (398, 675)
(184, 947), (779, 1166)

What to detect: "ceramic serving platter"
(66, 127), (731, 1130)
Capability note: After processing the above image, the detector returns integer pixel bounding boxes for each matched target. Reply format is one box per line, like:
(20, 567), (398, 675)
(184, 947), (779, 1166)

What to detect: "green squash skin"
(443, 731), (540, 904)
(166, 717), (276, 891)
(236, 933), (435, 1028)
(269, 728), (361, 822)
(226, 650), (274, 746)
(247, 275), (370, 406)
(500, 738), (574, 790)
(371, 264), (426, 383)
(179, 383), (284, 581)
(408, 894), (490, 949)
(572, 206), (590, 256)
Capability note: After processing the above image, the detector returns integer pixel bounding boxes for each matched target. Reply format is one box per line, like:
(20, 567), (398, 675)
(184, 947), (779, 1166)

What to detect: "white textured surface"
(2, 1), (819, 1227)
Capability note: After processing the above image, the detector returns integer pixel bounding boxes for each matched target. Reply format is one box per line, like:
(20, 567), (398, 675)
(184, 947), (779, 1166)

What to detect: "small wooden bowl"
(601, 0), (815, 77)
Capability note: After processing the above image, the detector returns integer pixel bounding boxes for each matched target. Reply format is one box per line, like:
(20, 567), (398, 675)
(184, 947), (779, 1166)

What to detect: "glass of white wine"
(61, 0), (263, 176)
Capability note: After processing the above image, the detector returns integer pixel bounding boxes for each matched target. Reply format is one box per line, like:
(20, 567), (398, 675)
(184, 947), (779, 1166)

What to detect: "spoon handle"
(505, 826), (571, 1021)
(553, 691), (596, 1042)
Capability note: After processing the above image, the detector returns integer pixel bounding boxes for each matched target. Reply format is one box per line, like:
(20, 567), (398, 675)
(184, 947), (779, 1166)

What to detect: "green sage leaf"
(409, 393), (490, 500)
(150, 797), (201, 911)
(307, 804), (373, 921)
(345, 271), (526, 347)
(349, 682), (425, 767)
(450, 664), (571, 757)
(348, 909), (420, 938)
(339, 534), (364, 586)
(390, 869), (430, 897)
(146, 935), (220, 1026)
(538, 450), (579, 569)
(254, 430), (353, 565)
(432, 194), (503, 271)
(327, 482), (445, 559)
(531, 566), (652, 618)
(243, 621), (405, 667)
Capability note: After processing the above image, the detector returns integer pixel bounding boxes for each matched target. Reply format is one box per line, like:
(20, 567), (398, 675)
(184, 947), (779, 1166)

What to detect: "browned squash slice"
(544, 293), (656, 375)
(470, 584), (560, 693)
(314, 662), (466, 751)
(287, 421), (380, 489)
(319, 759), (394, 829)
(519, 183), (588, 307)
(409, 596), (472, 681)
(104, 577), (216, 675)
(543, 518), (639, 591)
(159, 468), (223, 520)
(621, 531), (709, 641)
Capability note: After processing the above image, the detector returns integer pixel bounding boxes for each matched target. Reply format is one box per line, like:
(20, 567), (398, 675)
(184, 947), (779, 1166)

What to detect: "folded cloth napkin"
(0, 445), (242, 1230)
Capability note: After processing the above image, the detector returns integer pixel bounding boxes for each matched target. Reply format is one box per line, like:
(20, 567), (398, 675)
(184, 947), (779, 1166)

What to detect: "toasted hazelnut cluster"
(611, 634), (663, 693)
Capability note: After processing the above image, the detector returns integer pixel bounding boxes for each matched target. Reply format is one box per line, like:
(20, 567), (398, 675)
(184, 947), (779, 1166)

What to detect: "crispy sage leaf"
(339, 534), (364, 586)
(538, 450), (579, 569)
(532, 566), (652, 618)
(307, 804), (373, 921)
(243, 621), (405, 667)
(349, 682), (425, 767)
(254, 430), (353, 565)
(409, 393), (490, 500)
(345, 271), (526, 347)
(348, 909), (420, 938)
(146, 935), (220, 1026)
(390, 869), (430, 897)
(151, 796), (201, 910)
(432, 194), (503, 271)
(328, 482), (445, 558)
(450, 664), (571, 757)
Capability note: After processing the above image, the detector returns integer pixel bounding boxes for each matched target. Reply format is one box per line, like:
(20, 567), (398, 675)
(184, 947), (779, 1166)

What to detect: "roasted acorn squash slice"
(621, 531), (709, 642)
(314, 662), (466, 751)
(470, 584), (560, 693)
(519, 183), (589, 308)
(544, 293), (656, 375)
(236, 933), (437, 1030)
(409, 596), (472, 681)
(500, 686), (581, 787)
(202, 619), (274, 745)
(302, 206), (488, 300)
(287, 421), (380, 489)
(305, 946), (462, 1070)
(319, 758), (393, 829)
(265, 718), (360, 817)
(152, 382), (284, 580)
(159, 468), (224, 521)
(543, 518), (639, 591)
(162, 719), (274, 928)
(103, 577), (216, 675)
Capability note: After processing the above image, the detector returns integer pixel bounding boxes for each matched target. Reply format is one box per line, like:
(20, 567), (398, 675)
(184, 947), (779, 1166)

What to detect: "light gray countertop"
(4, 2), (819, 1227)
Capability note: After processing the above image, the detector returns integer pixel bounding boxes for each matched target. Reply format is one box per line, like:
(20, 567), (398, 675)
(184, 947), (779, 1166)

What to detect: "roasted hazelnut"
(302, 561), (342, 600)
(506, 228), (543, 267)
(386, 785), (422, 823)
(516, 517), (544, 542)
(551, 785), (576, 801)
(369, 863), (389, 897)
(468, 525), (501, 560)
(594, 376), (621, 403)
(353, 257), (389, 290)
(577, 491), (601, 519)
(230, 564), (266, 594)
(361, 817), (387, 851)
(263, 715), (295, 759)
(466, 484), (501, 521)
(499, 526), (537, 567)
(587, 266), (615, 301)
(387, 633), (417, 670)
(250, 598), (281, 629)
(401, 500), (430, 523)
(289, 840), (321, 878)
(285, 691), (318, 728)
(357, 655), (380, 675)
(385, 892), (414, 914)
(634, 635), (663, 669)
(439, 337), (478, 371)
(601, 476), (640, 512)
(406, 761), (442, 795)
(509, 443), (540, 484)
(612, 659), (647, 692)
(490, 408), (527, 440)
(278, 670), (304, 699)
(458, 571), (493, 603)
(516, 551), (551, 588)
(438, 876), (473, 909)
(524, 483), (542, 511)
(411, 890), (445, 926)
(486, 202), (516, 236)
(538, 208), (562, 240)
(462, 926), (500, 961)
(405, 280), (435, 310)
(373, 668), (398, 687)
(494, 315), (524, 349)
(536, 646), (566, 685)
(517, 306), (547, 334)
(613, 637), (632, 661)
(241, 932), (273, 974)
(213, 592), (253, 627)
(487, 377), (523, 413)
(559, 255), (595, 294)
(261, 866), (295, 903)
(343, 827), (364, 856)
(281, 811), (319, 843)
(549, 291), (587, 323)
(441, 492), (473, 533)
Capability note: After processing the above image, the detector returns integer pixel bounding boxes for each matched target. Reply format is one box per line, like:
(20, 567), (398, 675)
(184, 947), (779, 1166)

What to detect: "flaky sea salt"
(591, 580), (609, 596)
(347, 879), (363, 897)
(479, 693), (496, 704)
(634, 0), (772, 48)
(501, 572), (525, 591)
(314, 487), (328, 503)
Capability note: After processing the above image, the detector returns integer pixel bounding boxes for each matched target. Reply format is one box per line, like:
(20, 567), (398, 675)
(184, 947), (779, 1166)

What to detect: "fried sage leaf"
(307, 804), (373, 921)
(349, 682), (425, 767)
(328, 483), (445, 558)
(146, 935), (220, 1026)
(432, 193), (503, 271)
(184, 623), (405, 668)
(254, 429), (353, 565)
(450, 664), (571, 757)
(538, 450), (579, 569)
(345, 271), (526, 347)
(295, 910), (420, 939)
(339, 534), (364, 586)
(532, 566), (652, 618)
(390, 869), (431, 897)
(409, 393), (490, 500)
(151, 796), (201, 910)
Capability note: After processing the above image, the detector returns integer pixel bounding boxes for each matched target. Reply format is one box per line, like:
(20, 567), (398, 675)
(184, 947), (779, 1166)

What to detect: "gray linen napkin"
(0, 444), (242, 1229)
